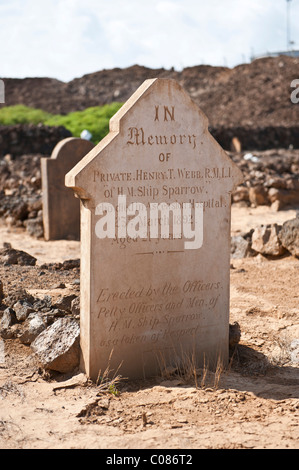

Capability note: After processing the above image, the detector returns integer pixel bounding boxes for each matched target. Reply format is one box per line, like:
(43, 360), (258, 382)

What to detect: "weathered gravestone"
(41, 137), (94, 240)
(65, 79), (243, 380)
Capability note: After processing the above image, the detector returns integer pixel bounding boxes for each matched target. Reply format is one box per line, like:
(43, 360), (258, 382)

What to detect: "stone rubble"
(0, 149), (297, 241)
(230, 149), (299, 211)
(0, 139), (298, 375)
(251, 224), (285, 257)
(0, 277), (80, 371)
(0, 147), (298, 242)
(0, 222), (297, 373)
(18, 312), (47, 345)
(231, 218), (299, 259)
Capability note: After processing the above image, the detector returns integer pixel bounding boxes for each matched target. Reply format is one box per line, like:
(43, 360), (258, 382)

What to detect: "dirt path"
(0, 205), (298, 449)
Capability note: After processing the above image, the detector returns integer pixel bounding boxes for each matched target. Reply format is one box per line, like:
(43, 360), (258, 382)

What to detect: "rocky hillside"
(2, 56), (299, 128)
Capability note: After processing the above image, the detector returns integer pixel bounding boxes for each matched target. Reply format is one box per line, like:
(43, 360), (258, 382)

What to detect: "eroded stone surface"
(31, 317), (80, 373)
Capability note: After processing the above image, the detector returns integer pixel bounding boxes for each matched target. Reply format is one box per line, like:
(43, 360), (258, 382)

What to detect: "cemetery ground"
(0, 204), (298, 449)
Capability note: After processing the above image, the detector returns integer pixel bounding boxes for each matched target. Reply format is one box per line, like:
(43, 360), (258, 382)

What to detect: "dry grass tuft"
(157, 346), (227, 390)
(96, 350), (124, 396)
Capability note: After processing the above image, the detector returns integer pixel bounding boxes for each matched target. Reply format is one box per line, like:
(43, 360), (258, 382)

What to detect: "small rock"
(4, 287), (34, 308)
(19, 313), (46, 345)
(31, 318), (80, 373)
(232, 186), (249, 203)
(0, 307), (17, 329)
(9, 323), (23, 337)
(251, 224), (285, 256)
(268, 188), (299, 209)
(231, 235), (253, 259)
(13, 299), (35, 322)
(249, 185), (268, 206)
(268, 187), (281, 204)
(41, 308), (65, 325)
(71, 296), (80, 317)
(278, 218), (299, 258)
(54, 294), (77, 313)
(2, 243), (11, 249)
(0, 307), (17, 339)
(271, 200), (282, 211)
(61, 259), (80, 270)
(33, 295), (52, 311)
(0, 247), (36, 266)
(24, 217), (44, 238)
(265, 177), (287, 189)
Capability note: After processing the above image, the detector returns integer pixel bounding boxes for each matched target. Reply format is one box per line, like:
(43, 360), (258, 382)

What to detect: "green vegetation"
(0, 103), (123, 144)
(45, 103), (123, 144)
(0, 104), (52, 126)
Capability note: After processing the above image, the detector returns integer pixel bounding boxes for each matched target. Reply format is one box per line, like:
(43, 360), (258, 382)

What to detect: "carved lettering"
(154, 106), (159, 121)
(127, 127), (145, 145)
(154, 105), (175, 122)
(164, 106), (175, 121)
(127, 127), (196, 149)
(205, 167), (232, 179)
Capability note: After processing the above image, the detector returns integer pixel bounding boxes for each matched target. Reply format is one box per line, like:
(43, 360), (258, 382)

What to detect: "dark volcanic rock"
(0, 246), (36, 266)
(0, 124), (72, 157)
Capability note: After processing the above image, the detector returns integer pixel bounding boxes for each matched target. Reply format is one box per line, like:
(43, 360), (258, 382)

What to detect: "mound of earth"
(2, 56), (299, 128)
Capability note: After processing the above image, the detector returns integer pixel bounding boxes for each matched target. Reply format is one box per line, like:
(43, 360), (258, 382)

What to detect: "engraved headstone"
(41, 137), (94, 240)
(65, 79), (243, 380)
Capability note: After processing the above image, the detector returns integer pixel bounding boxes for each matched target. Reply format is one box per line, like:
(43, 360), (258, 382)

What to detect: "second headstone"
(41, 137), (94, 240)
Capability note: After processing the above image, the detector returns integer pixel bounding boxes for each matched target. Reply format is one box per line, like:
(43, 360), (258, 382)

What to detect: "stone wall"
(0, 124), (72, 157)
(210, 126), (299, 151)
(1, 123), (298, 158)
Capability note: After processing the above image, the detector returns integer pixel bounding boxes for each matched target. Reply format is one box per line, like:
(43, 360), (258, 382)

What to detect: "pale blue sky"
(0, 0), (298, 81)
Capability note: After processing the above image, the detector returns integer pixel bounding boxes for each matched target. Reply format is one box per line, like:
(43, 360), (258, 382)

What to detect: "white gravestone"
(66, 79), (243, 380)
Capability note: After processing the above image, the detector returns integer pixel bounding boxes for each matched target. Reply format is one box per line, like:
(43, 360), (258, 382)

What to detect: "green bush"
(0, 102), (123, 144)
(0, 104), (52, 125)
(45, 103), (123, 144)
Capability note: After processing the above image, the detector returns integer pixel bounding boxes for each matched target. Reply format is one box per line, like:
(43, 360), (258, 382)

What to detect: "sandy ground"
(0, 205), (298, 449)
